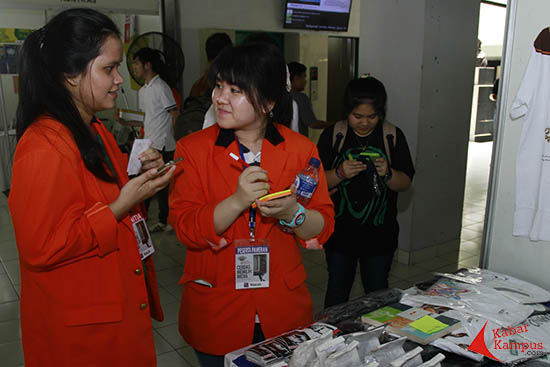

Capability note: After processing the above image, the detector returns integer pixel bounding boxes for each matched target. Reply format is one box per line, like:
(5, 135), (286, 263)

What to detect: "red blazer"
(8, 116), (163, 367)
(169, 123), (335, 355)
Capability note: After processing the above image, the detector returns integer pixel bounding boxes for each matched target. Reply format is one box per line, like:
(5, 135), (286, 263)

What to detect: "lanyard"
(237, 140), (257, 239)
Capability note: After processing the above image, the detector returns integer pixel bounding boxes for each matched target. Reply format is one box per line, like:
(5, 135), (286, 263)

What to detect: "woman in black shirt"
(317, 77), (415, 307)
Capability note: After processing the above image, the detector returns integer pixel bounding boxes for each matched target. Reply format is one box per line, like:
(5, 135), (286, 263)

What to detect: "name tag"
(130, 213), (155, 260)
(235, 239), (270, 290)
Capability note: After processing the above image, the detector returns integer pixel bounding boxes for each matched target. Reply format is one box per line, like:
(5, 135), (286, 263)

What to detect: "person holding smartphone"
(8, 8), (174, 366)
(317, 77), (415, 307)
(169, 43), (335, 366)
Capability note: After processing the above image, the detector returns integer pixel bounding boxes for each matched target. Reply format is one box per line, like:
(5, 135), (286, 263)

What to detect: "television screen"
(283, 0), (352, 32)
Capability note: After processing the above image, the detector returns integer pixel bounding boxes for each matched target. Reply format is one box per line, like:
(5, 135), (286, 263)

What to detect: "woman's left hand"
(255, 185), (300, 222)
(373, 157), (389, 177)
(139, 148), (164, 172)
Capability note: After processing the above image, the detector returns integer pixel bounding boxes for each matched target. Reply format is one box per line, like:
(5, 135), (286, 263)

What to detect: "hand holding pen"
(229, 153), (271, 211)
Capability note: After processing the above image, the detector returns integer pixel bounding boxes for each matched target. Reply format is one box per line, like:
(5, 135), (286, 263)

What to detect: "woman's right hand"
(109, 167), (175, 220)
(232, 166), (270, 211)
(339, 159), (367, 179)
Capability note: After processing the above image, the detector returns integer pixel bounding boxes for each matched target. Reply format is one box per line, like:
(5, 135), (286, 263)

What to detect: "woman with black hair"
(169, 43), (334, 366)
(317, 77), (415, 307)
(8, 8), (173, 366)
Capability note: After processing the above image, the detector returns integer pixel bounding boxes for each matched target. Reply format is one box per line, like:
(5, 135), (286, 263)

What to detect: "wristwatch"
(383, 168), (393, 184)
(280, 203), (306, 228)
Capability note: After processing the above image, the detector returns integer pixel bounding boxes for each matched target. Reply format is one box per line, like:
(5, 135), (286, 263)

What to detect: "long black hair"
(16, 8), (120, 181)
(208, 43), (290, 126)
(343, 77), (388, 122)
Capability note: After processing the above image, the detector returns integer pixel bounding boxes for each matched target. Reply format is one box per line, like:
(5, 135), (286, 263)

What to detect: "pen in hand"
(229, 152), (272, 184)
(229, 152), (250, 168)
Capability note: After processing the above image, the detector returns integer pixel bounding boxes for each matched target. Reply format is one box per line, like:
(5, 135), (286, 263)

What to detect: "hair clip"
(38, 27), (47, 49)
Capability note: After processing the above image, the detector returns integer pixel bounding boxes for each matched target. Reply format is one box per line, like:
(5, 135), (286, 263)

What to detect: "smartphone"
(157, 157), (183, 175)
(359, 152), (381, 158)
(251, 189), (293, 208)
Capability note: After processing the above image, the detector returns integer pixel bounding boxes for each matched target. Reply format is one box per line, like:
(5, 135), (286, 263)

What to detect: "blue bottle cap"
(309, 157), (320, 168)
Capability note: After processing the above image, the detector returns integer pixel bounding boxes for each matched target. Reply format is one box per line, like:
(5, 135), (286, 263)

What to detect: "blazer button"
(140, 303), (148, 310)
(134, 268), (142, 275)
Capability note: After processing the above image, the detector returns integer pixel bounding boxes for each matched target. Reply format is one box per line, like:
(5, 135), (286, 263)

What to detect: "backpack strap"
(331, 120), (348, 168)
(382, 120), (397, 165)
(333, 120), (348, 153)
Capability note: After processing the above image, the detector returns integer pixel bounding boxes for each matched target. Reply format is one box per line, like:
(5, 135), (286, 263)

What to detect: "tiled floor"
(0, 142), (491, 366)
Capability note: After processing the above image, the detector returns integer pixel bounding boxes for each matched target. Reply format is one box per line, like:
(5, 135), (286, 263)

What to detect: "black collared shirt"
(214, 123), (285, 148)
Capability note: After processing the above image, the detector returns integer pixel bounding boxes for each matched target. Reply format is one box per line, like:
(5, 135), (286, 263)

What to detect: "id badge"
(235, 238), (270, 290)
(130, 213), (155, 260)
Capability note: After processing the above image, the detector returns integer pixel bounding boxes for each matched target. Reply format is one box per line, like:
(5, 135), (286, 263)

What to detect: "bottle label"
(294, 174), (318, 199)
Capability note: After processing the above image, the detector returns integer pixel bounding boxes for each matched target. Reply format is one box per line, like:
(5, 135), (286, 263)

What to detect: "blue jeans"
(194, 323), (265, 367)
(324, 248), (394, 308)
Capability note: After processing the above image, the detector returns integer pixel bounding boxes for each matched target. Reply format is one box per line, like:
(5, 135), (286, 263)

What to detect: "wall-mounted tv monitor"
(283, 0), (352, 32)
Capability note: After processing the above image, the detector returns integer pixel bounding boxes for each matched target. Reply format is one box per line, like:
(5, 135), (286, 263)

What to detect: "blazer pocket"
(64, 304), (122, 326)
(283, 263), (307, 290)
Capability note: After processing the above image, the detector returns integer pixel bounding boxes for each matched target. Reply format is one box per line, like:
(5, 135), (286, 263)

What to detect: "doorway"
(461, 0), (507, 266)
(326, 36), (358, 122)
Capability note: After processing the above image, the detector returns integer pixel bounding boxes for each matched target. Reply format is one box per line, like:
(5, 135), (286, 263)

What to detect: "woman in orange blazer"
(169, 43), (335, 365)
(8, 9), (173, 366)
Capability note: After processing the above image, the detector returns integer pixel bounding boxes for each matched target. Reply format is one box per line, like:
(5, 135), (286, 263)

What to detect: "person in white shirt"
(133, 47), (180, 232)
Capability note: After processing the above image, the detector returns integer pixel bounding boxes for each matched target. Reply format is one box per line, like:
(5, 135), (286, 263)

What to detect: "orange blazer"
(8, 116), (163, 367)
(169, 123), (335, 355)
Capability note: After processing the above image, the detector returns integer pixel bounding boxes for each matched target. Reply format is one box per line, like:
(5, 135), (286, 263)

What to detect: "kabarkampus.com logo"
(469, 321), (545, 362)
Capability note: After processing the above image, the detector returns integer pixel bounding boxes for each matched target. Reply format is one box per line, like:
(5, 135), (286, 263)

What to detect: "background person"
(132, 47), (180, 232)
(169, 43), (335, 366)
(8, 8), (174, 366)
(189, 32), (232, 98)
(288, 61), (333, 136)
(317, 77), (415, 307)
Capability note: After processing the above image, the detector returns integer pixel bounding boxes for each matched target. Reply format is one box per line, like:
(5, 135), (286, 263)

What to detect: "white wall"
(411, 0), (480, 252)
(0, 9), (46, 128)
(179, 0), (360, 99)
(359, 0), (479, 259)
(485, 0), (550, 289)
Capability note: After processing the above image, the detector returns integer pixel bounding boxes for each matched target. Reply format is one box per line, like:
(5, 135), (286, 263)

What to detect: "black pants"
(145, 149), (173, 224)
(324, 247), (394, 308)
(194, 323), (265, 367)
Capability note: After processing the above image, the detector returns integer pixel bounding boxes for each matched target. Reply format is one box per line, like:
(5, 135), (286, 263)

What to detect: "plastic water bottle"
(294, 157), (320, 206)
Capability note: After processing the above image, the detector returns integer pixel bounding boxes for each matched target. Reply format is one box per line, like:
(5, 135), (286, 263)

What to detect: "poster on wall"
(0, 28), (33, 75)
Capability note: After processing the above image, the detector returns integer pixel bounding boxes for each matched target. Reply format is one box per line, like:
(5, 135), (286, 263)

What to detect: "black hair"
(16, 7), (120, 182)
(133, 47), (165, 75)
(287, 62), (306, 82)
(343, 77), (387, 121)
(208, 43), (289, 126)
(205, 33), (232, 61)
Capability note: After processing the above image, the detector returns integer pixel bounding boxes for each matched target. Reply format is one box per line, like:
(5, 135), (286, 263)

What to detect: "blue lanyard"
(237, 140), (256, 239)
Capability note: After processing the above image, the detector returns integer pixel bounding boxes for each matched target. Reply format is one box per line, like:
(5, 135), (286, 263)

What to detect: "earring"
(268, 111), (274, 118)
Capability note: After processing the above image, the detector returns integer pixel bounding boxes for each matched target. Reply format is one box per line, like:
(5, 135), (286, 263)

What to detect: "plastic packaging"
(288, 332), (333, 367)
(294, 157), (320, 206)
(369, 336), (407, 367)
(418, 353), (445, 367)
(435, 267), (550, 304)
(344, 327), (384, 361)
(401, 278), (534, 327)
(389, 346), (423, 367)
(324, 340), (361, 367)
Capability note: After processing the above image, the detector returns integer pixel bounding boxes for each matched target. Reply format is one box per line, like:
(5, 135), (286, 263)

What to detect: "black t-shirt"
(317, 121), (415, 255)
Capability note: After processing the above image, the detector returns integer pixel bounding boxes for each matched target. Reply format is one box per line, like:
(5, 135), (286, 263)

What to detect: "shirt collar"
(215, 123), (285, 148)
(144, 74), (160, 88)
